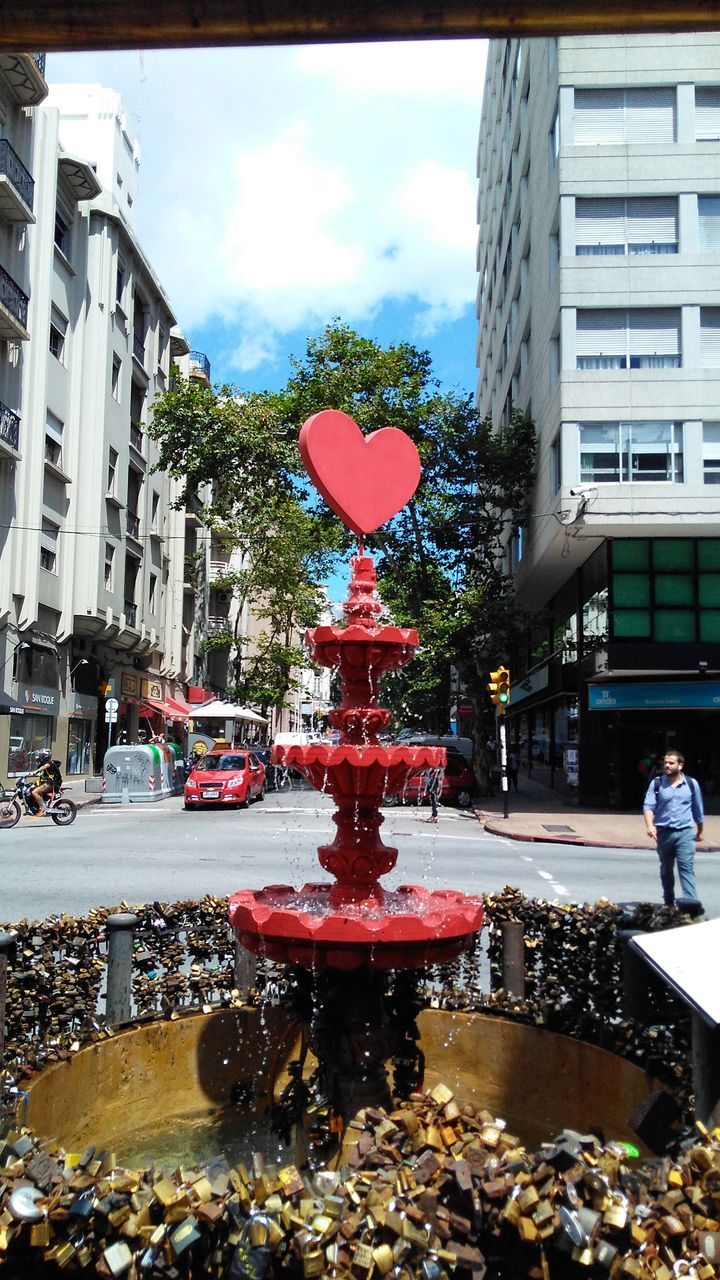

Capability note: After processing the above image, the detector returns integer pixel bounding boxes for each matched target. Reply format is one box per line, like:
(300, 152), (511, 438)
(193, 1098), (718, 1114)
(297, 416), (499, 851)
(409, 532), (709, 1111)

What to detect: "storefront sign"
(16, 684), (59, 715)
(509, 666), (549, 707)
(589, 681), (720, 711)
(70, 693), (98, 718)
(141, 678), (163, 701)
(121, 673), (138, 696)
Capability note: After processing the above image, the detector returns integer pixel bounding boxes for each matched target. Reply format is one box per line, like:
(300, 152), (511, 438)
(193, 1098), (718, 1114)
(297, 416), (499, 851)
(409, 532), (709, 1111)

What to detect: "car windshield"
(198, 754), (246, 771)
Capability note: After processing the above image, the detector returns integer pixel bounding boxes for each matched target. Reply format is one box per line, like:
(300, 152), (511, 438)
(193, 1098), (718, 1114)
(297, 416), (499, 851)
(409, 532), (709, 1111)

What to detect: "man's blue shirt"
(643, 774), (704, 828)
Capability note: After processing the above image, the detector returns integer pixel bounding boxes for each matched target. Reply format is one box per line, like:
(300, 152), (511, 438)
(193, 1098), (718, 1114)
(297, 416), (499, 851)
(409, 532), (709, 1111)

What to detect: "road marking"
(553, 884), (569, 894)
(521, 855), (534, 862)
(537, 870), (554, 880)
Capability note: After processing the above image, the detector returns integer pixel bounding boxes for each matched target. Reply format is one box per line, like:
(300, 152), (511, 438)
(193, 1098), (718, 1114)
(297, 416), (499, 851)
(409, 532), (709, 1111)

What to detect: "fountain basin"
(271, 743), (445, 802)
(229, 882), (483, 969)
(306, 622), (418, 673)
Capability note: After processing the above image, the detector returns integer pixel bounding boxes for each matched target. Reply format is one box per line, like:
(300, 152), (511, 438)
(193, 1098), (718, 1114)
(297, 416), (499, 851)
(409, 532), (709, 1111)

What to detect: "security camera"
(569, 486), (596, 498)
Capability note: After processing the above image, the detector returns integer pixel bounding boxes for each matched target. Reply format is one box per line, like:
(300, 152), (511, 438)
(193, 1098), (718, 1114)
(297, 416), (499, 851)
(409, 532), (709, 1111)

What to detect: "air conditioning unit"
(217, 590), (231, 606)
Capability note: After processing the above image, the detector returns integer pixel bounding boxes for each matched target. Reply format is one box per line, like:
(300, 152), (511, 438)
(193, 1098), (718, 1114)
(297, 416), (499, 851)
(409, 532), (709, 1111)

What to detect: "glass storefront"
(67, 718), (93, 775)
(7, 714), (53, 777)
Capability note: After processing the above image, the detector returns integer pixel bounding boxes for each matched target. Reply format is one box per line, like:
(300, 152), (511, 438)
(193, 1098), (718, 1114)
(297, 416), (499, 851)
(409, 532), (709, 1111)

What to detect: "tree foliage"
(148, 321), (536, 759)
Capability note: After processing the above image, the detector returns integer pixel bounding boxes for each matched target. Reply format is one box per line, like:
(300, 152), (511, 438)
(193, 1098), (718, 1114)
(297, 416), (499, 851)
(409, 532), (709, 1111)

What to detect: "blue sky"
(47, 41), (487, 399)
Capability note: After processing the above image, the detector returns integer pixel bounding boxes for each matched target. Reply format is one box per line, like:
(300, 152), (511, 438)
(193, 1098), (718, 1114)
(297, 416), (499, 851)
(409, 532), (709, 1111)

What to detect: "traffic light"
(488, 666), (510, 711)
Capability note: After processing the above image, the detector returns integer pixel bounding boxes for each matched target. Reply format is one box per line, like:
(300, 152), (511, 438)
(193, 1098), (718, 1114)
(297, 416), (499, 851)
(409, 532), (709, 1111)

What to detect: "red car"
(385, 752), (474, 809)
(184, 750), (266, 810)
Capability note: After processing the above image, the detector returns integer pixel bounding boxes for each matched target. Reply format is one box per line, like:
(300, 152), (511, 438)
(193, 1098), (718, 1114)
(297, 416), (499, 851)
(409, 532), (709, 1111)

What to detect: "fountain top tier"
(229, 414), (483, 969)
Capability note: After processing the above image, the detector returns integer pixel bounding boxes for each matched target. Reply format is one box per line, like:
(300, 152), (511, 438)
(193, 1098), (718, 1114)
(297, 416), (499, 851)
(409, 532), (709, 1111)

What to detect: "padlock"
(303, 1245), (325, 1276)
(227, 1215), (273, 1280)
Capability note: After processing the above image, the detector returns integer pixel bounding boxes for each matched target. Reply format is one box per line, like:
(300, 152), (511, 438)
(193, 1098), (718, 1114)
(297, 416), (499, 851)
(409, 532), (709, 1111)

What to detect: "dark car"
(184, 750), (266, 809)
(385, 750), (474, 809)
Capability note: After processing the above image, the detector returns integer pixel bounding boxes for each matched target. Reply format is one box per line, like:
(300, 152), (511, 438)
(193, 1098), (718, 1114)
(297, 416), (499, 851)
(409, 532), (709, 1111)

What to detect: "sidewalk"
(477, 771), (720, 851)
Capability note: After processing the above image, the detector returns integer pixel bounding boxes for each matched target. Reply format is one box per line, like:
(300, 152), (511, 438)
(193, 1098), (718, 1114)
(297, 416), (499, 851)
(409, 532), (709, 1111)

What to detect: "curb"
(481, 816), (720, 852)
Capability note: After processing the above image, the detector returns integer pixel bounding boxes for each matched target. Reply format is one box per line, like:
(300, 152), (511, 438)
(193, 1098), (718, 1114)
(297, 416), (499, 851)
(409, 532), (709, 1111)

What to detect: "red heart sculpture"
(299, 410), (421, 536)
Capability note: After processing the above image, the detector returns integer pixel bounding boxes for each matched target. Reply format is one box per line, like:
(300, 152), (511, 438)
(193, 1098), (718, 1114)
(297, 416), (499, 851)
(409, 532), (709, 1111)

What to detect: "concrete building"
(0, 80), (207, 781)
(476, 34), (720, 807)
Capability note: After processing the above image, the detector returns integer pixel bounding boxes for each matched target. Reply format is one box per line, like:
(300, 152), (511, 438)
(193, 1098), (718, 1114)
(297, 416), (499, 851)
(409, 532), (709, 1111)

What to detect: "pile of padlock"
(1, 1082), (720, 1278)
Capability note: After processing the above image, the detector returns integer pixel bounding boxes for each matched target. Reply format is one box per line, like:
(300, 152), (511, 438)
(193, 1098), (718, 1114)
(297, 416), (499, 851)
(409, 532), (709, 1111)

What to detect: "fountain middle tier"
(272, 742), (446, 804)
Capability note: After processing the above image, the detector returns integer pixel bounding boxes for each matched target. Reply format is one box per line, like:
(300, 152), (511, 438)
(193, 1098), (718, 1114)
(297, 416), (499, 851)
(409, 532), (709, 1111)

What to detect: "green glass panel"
(613, 610), (651, 638)
(700, 610), (720, 641)
(654, 610), (695, 642)
(654, 574), (693, 606)
(699, 575), (720, 606)
(612, 540), (649, 570)
(612, 573), (650, 607)
(652, 540), (693, 571)
(698, 541), (720, 570)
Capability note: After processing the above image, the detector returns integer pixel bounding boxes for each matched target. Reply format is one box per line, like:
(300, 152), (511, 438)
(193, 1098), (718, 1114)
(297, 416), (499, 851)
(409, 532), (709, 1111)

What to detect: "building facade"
(0, 79), (207, 780)
(476, 34), (720, 806)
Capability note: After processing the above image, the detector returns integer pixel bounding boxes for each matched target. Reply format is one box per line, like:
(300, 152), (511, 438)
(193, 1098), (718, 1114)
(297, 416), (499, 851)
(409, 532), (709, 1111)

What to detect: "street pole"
(499, 712), (509, 819)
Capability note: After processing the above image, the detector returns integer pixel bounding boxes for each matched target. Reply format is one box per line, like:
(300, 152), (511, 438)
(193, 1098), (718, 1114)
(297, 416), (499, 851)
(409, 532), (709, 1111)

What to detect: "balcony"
(0, 139), (35, 222)
(0, 54), (47, 106)
(133, 334), (145, 366)
(207, 616), (232, 637)
(208, 559), (231, 581)
(0, 400), (20, 458)
(188, 350), (211, 384)
(185, 492), (205, 525)
(0, 262), (29, 341)
(129, 422), (144, 455)
(124, 600), (138, 628)
(126, 510), (141, 541)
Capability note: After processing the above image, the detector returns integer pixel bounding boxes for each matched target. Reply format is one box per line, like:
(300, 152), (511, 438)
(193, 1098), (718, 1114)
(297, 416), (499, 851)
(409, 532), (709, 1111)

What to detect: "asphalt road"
(2, 789), (719, 926)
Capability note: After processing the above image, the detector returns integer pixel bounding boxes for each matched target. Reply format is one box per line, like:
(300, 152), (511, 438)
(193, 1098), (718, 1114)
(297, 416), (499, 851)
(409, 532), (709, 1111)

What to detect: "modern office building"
(476, 34), (720, 806)
(0, 80), (208, 780)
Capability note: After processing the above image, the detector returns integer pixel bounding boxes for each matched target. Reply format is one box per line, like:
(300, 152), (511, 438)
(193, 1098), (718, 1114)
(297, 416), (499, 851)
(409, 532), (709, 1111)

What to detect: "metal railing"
(0, 139), (34, 212)
(0, 400), (20, 452)
(209, 559), (230, 579)
(0, 263), (28, 329)
(207, 615), (232, 636)
(126, 510), (140, 539)
(188, 350), (211, 380)
(129, 423), (144, 453)
(32, 54), (46, 76)
(123, 600), (137, 627)
(132, 334), (145, 365)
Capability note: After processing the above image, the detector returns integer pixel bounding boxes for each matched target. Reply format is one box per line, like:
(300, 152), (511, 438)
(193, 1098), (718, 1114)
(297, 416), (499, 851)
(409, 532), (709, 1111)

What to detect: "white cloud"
(47, 40), (487, 374)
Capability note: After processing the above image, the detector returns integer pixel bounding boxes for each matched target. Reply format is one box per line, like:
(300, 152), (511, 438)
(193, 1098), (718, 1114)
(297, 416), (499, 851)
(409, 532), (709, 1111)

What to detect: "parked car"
(385, 750), (474, 809)
(184, 750), (266, 809)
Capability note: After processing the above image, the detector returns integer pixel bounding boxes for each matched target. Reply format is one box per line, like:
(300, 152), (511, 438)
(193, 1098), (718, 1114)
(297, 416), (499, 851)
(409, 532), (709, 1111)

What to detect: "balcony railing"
(130, 423), (144, 453)
(207, 616), (232, 636)
(124, 600), (137, 627)
(209, 559), (230, 580)
(0, 400), (20, 451)
(0, 139), (34, 212)
(188, 350), (211, 381)
(126, 510), (141, 540)
(0, 262), (29, 329)
(133, 334), (145, 365)
(32, 54), (46, 76)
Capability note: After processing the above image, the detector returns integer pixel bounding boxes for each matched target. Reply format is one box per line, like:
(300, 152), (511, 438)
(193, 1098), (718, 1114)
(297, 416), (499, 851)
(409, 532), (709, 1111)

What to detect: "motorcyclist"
(29, 750), (62, 816)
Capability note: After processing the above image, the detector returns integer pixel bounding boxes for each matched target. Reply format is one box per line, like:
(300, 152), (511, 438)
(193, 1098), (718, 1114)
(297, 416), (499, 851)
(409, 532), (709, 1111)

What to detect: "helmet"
(34, 749), (52, 764)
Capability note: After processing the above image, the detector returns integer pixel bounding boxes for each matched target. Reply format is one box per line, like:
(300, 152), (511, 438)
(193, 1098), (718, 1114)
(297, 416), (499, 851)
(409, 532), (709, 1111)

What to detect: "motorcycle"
(0, 776), (77, 828)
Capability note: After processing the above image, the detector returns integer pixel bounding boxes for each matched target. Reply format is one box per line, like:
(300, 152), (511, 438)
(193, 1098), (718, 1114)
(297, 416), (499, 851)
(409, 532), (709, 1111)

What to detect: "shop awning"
(142, 697), (180, 720)
(189, 699), (267, 725)
(166, 695), (192, 719)
(0, 691), (23, 714)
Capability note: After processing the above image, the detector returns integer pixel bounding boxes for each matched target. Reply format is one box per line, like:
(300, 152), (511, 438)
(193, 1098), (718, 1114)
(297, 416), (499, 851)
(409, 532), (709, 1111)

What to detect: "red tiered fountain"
(229, 409), (483, 973)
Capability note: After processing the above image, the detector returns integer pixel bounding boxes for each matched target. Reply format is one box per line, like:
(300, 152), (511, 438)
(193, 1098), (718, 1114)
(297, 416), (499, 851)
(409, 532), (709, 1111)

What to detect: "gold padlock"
(303, 1246), (325, 1277)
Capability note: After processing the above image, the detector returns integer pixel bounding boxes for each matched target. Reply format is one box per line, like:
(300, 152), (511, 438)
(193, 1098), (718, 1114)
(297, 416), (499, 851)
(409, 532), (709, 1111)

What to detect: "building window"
(49, 308), (67, 363)
(8, 713), (53, 778)
(703, 423), (720, 484)
(576, 308), (680, 370)
(610, 537), (720, 644)
(551, 434), (562, 492)
(107, 447), (118, 496)
(579, 421), (684, 484)
(151, 491), (160, 530)
(695, 86), (720, 141)
(54, 210), (69, 256)
(116, 259), (125, 306)
(699, 196), (720, 253)
(111, 355), (121, 400)
(573, 87), (676, 145)
(44, 411), (63, 468)
(149, 573), (157, 610)
(700, 309), (720, 367)
(66, 718), (93, 775)
(40, 518), (59, 573)
(575, 197), (678, 255)
(104, 542), (115, 588)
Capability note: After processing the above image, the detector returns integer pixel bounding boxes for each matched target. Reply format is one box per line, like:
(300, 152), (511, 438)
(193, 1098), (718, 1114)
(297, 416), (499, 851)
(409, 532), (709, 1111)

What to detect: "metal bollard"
(501, 921), (525, 999)
(105, 913), (138, 1026)
(0, 930), (15, 1067)
(234, 937), (257, 998)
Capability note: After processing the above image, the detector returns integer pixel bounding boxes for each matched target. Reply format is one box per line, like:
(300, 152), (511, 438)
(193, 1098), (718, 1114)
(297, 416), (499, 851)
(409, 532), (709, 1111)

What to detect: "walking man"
(643, 750), (704, 906)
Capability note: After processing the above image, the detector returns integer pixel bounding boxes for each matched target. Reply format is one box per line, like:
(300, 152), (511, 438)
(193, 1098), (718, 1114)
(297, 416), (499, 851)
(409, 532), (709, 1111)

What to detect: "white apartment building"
(476, 34), (720, 807)
(0, 79), (207, 781)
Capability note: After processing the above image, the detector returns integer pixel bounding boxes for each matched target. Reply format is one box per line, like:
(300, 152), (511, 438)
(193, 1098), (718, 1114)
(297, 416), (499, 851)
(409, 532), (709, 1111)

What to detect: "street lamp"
(69, 658), (90, 681)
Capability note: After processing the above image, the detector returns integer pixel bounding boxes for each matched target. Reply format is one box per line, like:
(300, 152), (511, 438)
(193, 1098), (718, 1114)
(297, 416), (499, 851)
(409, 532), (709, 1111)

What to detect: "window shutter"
(701, 309), (720, 367)
(629, 309), (680, 355)
(696, 87), (720, 141)
(626, 197), (677, 246)
(574, 88), (624, 145)
(575, 198), (625, 246)
(576, 309), (626, 355)
(699, 196), (720, 253)
(624, 88), (676, 143)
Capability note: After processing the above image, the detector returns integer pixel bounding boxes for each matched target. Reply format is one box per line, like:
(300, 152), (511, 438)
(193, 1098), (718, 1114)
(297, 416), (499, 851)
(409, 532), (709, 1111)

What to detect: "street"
(2, 790), (719, 927)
